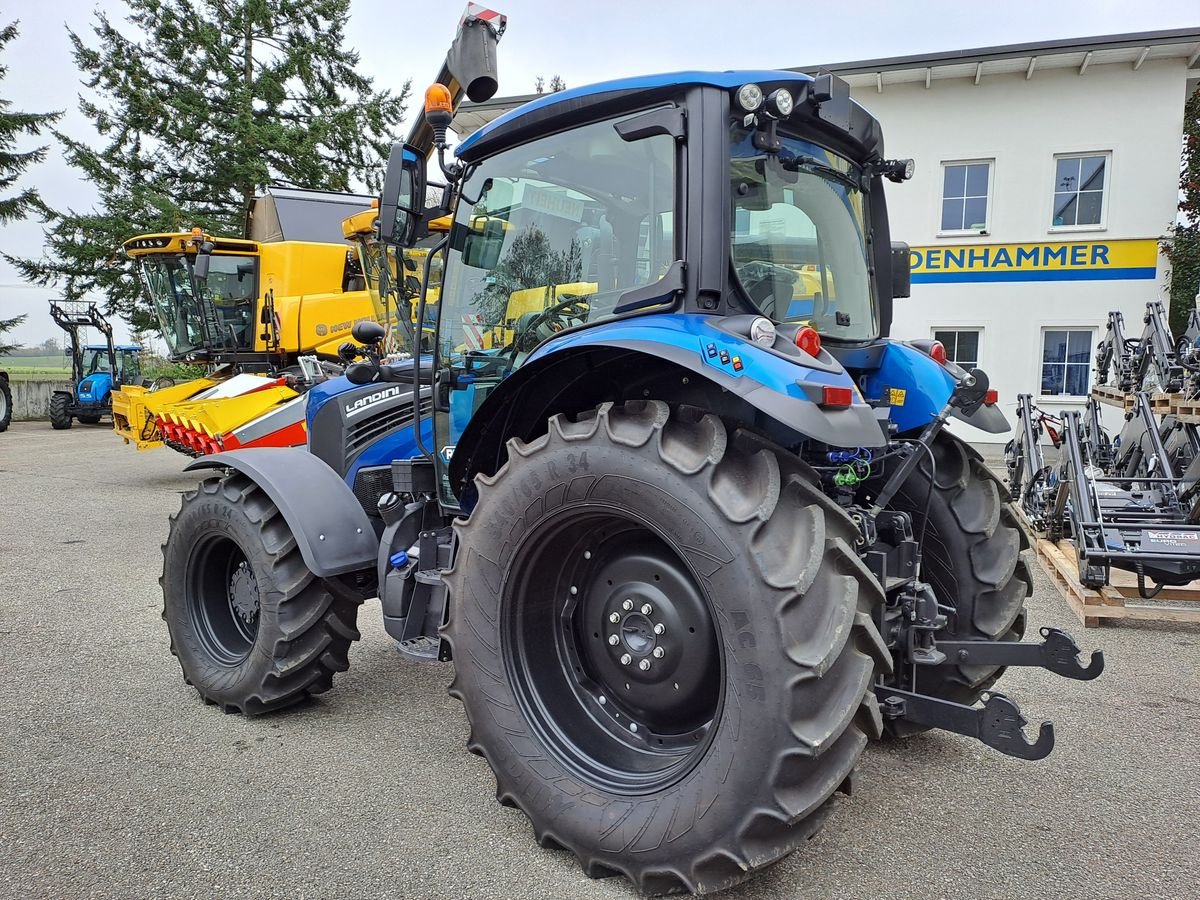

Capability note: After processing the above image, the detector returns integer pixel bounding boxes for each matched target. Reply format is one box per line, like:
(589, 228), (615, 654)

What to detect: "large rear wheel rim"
(502, 508), (722, 795)
(186, 535), (261, 666)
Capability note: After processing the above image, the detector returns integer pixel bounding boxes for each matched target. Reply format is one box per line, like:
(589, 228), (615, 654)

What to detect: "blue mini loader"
(48, 300), (143, 429)
(160, 26), (1103, 893)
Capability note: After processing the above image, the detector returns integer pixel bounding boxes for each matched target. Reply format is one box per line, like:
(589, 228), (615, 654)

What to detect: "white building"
(798, 29), (1200, 440)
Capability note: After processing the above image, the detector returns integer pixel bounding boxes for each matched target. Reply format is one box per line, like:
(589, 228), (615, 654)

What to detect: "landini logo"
(344, 385), (406, 417)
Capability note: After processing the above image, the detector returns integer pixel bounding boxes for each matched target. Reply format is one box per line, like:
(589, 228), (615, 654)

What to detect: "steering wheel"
(512, 294), (591, 352)
(734, 260), (798, 320)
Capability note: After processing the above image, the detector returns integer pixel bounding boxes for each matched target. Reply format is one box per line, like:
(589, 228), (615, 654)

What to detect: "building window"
(933, 329), (980, 368)
(940, 161), (991, 233)
(1052, 153), (1108, 228)
(1041, 329), (1092, 396)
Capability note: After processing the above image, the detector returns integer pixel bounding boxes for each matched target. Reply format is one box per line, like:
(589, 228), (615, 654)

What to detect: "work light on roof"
(736, 83), (764, 112)
(768, 88), (794, 118)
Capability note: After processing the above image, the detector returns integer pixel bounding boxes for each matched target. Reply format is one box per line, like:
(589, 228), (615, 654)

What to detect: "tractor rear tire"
(886, 432), (1031, 733)
(77, 414), (102, 425)
(444, 401), (889, 895)
(0, 376), (10, 433)
(161, 473), (362, 714)
(49, 393), (72, 429)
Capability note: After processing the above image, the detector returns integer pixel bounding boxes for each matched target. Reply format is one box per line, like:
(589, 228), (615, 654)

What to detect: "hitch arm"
(876, 687), (1055, 760)
(936, 627), (1104, 681)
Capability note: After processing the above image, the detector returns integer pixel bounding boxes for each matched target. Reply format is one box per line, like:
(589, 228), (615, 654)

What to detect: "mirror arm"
(410, 232), (447, 464)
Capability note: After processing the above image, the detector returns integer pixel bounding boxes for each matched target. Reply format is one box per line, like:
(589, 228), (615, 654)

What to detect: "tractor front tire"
(77, 414), (102, 425)
(445, 401), (889, 895)
(161, 473), (362, 714)
(886, 433), (1031, 732)
(49, 393), (72, 429)
(0, 377), (11, 432)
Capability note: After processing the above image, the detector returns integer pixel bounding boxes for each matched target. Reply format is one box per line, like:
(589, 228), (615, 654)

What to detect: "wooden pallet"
(1091, 384), (1131, 410)
(1033, 538), (1200, 627)
(1148, 392), (1179, 413)
(1169, 396), (1200, 423)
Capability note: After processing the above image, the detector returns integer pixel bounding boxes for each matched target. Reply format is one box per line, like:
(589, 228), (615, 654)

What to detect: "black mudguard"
(186, 448), (377, 578)
(953, 401), (1009, 434)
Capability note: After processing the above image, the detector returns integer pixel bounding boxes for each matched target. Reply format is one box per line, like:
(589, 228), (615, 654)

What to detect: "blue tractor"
(48, 300), (144, 429)
(161, 51), (1104, 894)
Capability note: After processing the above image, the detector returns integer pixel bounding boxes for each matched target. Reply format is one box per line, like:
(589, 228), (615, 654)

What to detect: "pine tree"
(1166, 86), (1200, 337)
(9, 0), (409, 330)
(0, 313), (27, 357)
(0, 21), (62, 224)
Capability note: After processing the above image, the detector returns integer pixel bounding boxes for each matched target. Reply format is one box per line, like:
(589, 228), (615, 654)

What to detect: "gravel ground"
(1, 421), (1197, 899)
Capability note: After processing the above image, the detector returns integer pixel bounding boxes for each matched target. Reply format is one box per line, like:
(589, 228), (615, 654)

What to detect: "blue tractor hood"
(77, 372), (112, 404)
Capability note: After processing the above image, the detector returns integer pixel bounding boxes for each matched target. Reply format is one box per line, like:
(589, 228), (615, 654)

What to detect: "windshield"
(729, 123), (876, 341)
(84, 349), (110, 375)
(138, 254), (259, 357)
(438, 109), (675, 372)
(357, 238), (442, 357)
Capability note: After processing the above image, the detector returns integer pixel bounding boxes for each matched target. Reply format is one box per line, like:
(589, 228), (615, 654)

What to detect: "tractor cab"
(82, 344), (143, 381)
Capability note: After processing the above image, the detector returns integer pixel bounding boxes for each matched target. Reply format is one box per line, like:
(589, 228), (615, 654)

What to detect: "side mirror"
(891, 242), (911, 299)
(352, 320), (386, 344)
(379, 143), (427, 247)
(193, 242), (215, 280)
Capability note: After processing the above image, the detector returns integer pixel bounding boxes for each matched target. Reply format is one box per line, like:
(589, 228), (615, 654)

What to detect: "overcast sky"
(1, 0), (1197, 345)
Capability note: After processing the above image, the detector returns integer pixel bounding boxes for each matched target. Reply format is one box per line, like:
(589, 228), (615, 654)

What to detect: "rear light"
(795, 326), (822, 357)
(984, 389), (998, 406)
(929, 341), (948, 365)
(821, 386), (854, 409)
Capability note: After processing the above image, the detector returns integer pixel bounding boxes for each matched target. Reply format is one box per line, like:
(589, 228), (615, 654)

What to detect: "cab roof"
(453, 69), (882, 164)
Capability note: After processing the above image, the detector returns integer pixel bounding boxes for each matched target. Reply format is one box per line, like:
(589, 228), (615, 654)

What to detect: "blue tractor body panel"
(527, 313), (854, 393)
(306, 370), (434, 491)
(76, 372), (113, 406)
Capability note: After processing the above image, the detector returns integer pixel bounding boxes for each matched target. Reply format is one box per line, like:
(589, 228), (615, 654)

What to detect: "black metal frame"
(1095, 309), (1138, 392)
(1129, 300), (1183, 394)
(1051, 391), (1200, 591)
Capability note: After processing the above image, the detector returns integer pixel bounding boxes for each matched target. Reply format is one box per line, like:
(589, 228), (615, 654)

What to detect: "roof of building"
(792, 28), (1200, 90)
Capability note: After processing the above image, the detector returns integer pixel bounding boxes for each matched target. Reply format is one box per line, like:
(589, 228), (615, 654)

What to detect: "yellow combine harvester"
(114, 190), (387, 454)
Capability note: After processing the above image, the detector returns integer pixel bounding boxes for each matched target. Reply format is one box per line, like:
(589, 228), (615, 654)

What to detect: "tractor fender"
(449, 314), (885, 496)
(856, 340), (1010, 434)
(185, 448), (377, 578)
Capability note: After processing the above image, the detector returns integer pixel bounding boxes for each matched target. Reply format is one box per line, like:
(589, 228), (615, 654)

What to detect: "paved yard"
(1, 421), (1197, 898)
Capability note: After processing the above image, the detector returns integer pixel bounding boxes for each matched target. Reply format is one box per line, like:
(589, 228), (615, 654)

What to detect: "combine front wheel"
(445, 402), (888, 895)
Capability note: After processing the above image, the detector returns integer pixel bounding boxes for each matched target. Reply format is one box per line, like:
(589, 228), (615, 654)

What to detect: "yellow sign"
(889, 388), (907, 407)
(910, 238), (1157, 284)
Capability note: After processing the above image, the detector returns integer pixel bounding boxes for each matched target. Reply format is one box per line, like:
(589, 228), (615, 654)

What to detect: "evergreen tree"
(9, 0), (408, 330)
(1166, 86), (1200, 337)
(0, 21), (62, 224)
(0, 313), (27, 357)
